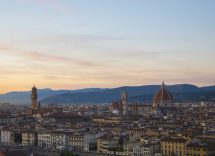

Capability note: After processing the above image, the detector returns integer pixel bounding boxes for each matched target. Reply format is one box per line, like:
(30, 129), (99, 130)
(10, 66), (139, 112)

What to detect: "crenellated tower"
(31, 86), (38, 110)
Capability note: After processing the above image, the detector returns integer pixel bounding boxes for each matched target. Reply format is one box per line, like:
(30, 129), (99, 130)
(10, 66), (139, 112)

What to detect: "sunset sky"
(0, 0), (215, 93)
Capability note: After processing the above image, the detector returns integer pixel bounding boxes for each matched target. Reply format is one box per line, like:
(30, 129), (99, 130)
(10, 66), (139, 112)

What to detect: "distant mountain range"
(0, 84), (214, 105)
(0, 88), (106, 105)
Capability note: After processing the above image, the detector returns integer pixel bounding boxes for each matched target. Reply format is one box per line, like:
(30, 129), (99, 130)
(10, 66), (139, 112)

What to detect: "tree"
(60, 151), (79, 156)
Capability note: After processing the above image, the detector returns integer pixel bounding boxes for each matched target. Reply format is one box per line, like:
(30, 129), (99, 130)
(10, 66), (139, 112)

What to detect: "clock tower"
(31, 86), (38, 109)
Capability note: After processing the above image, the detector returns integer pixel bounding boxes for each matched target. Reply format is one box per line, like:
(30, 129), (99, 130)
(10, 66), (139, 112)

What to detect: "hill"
(41, 84), (215, 105)
(0, 88), (106, 104)
(1, 84), (214, 105)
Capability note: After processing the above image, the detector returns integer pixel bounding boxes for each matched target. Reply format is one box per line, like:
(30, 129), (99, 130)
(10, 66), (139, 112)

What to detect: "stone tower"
(31, 86), (38, 109)
(121, 91), (128, 116)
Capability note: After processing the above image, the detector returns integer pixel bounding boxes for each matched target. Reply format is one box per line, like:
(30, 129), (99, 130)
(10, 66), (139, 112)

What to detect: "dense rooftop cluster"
(0, 84), (214, 156)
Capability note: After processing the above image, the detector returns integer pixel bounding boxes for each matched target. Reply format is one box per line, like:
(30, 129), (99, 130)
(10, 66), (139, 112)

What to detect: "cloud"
(30, 33), (156, 45)
(20, 51), (97, 66)
(0, 43), (98, 67)
(41, 33), (195, 51)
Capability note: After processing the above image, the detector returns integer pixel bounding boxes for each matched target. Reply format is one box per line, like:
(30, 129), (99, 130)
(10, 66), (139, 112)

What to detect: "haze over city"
(0, 0), (215, 93)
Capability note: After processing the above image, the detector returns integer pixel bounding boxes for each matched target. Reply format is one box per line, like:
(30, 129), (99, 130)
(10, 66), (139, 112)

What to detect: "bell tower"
(121, 91), (128, 116)
(31, 86), (38, 109)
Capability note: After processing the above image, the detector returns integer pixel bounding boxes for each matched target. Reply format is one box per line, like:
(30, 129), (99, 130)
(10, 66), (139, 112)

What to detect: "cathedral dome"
(153, 82), (173, 107)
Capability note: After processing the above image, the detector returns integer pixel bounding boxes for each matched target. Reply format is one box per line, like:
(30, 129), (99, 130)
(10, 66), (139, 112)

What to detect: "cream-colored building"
(97, 135), (131, 155)
(186, 143), (215, 156)
(161, 137), (190, 156)
(68, 133), (84, 151)
(97, 135), (119, 154)
(22, 131), (37, 146)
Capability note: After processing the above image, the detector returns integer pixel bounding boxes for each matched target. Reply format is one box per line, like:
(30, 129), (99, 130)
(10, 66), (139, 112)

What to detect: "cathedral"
(153, 81), (173, 108)
(109, 82), (174, 116)
(152, 82), (173, 116)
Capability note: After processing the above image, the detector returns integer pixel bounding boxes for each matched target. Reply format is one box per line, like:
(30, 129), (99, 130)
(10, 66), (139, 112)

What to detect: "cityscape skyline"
(0, 1), (214, 156)
(0, 0), (215, 93)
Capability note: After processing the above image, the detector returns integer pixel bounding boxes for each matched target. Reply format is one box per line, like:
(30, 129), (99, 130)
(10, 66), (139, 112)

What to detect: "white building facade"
(132, 144), (160, 156)
(38, 132), (67, 150)
(1, 130), (13, 144)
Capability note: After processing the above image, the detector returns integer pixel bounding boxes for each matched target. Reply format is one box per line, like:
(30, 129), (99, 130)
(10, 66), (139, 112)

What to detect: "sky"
(0, 0), (215, 93)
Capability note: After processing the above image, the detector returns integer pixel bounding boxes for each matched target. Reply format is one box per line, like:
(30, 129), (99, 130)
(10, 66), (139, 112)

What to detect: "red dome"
(153, 82), (173, 107)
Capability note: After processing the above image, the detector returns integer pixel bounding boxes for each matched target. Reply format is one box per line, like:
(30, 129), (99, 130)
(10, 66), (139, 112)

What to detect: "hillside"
(1, 84), (214, 105)
(41, 84), (215, 105)
(0, 88), (106, 104)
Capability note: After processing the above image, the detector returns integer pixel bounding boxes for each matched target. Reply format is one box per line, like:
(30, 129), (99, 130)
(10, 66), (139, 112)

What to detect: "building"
(128, 104), (152, 115)
(186, 137), (215, 156)
(160, 137), (190, 156)
(38, 132), (51, 148)
(153, 82), (173, 115)
(31, 86), (38, 110)
(38, 131), (67, 150)
(153, 82), (173, 108)
(186, 142), (215, 156)
(83, 132), (105, 152)
(132, 143), (160, 156)
(0, 115), (16, 124)
(68, 132), (84, 151)
(110, 92), (153, 116)
(22, 131), (37, 146)
(51, 132), (67, 150)
(109, 101), (120, 115)
(97, 134), (134, 156)
(26, 86), (39, 117)
(109, 82), (174, 116)
(26, 86), (58, 117)
(97, 134), (119, 154)
(1, 130), (14, 144)
(121, 91), (128, 116)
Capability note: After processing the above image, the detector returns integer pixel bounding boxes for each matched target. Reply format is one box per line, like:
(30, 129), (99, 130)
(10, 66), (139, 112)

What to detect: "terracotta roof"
(153, 82), (173, 107)
(161, 137), (189, 143)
